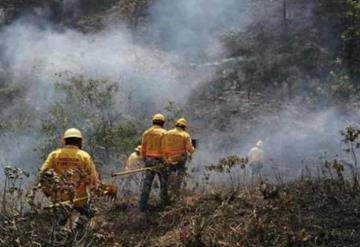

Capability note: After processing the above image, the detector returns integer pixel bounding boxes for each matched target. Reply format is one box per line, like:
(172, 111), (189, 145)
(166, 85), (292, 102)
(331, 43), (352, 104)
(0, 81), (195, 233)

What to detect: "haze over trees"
(0, 0), (360, 246)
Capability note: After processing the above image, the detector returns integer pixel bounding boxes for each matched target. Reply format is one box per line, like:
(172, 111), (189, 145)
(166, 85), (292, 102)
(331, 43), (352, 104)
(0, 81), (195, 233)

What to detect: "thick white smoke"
(0, 0), (357, 183)
(0, 0), (254, 173)
(149, 0), (252, 59)
(0, 22), (193, 109)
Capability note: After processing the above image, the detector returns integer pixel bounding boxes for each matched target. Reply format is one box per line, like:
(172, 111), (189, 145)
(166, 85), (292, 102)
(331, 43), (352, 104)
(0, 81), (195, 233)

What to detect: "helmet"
(135, 145), (141, 152)
(63, 128), (83, 139)
(152, 113), (165, 122)
(256, 140), (263, 148)
(176, 118), (188, 128)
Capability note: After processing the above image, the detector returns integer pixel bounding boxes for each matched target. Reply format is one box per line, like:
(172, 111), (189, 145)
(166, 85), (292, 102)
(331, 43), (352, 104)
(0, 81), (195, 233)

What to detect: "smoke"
(0, 22), (188, 108)
(244, 106), (357, 161)
(0, 0), (255, 114)
(192, 103), (360, 171)
(187, 103), (360, 188)
(148, 0), (252, 59)
(0, 22), (188, 172)
(0, 0), (255, 107)
(0, 0), (254, 172)
(0, 0), (356, 184)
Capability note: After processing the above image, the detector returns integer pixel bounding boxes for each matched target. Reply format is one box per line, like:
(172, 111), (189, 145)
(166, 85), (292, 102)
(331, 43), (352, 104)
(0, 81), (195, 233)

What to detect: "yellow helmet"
(152, 113), (165, 122)
(176, 118), (188, 127)
(63, 128), (83, 139)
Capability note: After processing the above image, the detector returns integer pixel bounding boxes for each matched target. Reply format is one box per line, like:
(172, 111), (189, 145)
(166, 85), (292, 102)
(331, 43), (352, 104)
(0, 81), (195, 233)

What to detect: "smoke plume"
(0, 0), (358, 184)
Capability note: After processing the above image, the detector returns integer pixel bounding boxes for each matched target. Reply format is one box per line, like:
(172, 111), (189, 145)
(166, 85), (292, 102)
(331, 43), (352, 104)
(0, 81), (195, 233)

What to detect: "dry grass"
(1, 176), (359, 246)
(1, 143), (360, 247)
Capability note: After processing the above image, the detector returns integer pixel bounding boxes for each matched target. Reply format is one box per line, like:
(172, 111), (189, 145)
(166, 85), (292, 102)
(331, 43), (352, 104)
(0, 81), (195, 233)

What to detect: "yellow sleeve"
(40, 152), (55, 172)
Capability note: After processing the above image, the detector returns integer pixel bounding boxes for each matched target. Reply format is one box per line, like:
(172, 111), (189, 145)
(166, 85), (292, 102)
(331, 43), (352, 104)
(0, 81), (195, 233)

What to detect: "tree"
(40, 77), (139, 166)
(340, 0), (360, 79)
(314, 0), (359, 79)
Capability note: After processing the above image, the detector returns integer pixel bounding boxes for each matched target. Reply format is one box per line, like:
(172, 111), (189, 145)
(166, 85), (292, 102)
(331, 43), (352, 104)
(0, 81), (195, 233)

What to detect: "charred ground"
(1, 177), (360, 247)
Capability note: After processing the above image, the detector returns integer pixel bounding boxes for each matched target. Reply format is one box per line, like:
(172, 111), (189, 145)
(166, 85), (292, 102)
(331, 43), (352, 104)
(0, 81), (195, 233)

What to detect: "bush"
(40, 77), (139, 166)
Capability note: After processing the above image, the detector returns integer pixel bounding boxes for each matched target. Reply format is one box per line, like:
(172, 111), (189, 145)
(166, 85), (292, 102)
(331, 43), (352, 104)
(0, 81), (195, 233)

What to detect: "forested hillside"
(0, 0), (359, 246)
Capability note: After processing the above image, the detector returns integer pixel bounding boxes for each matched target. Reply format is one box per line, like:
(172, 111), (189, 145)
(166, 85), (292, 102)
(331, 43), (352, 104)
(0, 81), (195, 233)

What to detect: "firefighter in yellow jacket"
(40, 128), (99, 231)
(138, 114), (168, 212)
(162, 118), (195, 194)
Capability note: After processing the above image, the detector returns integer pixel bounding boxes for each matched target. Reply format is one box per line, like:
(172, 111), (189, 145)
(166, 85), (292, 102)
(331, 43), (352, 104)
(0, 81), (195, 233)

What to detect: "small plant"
(341, 125), (360, 187)
(207, 155), (248, 173)
(206, 155), (249, 189)
(324, 160), (345, 181)
(2, 166), (29, 215)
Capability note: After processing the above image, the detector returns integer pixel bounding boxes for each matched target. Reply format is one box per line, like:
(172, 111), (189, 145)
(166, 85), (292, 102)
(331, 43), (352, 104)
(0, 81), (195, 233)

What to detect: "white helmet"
(256, 140), (264, 148)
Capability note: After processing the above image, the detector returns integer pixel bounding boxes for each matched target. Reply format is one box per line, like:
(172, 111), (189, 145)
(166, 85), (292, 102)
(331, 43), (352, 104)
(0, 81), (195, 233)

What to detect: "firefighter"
(162, 118), (195, 195)
(126, 145), (143, 171)
(138, 114), (168, 212)
(122, 145), (144, 195)
(247, 140), (265, 177)
(40, 128), (99, 233)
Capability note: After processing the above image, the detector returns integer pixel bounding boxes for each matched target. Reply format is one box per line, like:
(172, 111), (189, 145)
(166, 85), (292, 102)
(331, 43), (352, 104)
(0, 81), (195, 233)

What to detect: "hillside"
(0, 1), (359, 246)
(1, 178), (360, 246)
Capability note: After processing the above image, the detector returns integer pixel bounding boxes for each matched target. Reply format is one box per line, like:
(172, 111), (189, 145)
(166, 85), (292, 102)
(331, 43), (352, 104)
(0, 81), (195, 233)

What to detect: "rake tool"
(96, 182), (118, 201)
(111, 165), (165, 177)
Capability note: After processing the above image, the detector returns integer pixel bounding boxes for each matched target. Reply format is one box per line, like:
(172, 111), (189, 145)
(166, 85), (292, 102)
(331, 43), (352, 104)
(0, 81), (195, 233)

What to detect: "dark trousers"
(168, 160), (187, 193)
(139, 157), (169, 211)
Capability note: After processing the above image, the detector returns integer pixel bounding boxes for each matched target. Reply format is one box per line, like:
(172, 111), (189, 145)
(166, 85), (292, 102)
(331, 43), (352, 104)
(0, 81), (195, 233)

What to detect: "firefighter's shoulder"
(176, 128), (191, 138)
(143, 126), (155, 135)
(48, 148), (63, 157)
(146, 126), (166, 135)
(76, 149), (92, 159)
(166, 128), (175, 133)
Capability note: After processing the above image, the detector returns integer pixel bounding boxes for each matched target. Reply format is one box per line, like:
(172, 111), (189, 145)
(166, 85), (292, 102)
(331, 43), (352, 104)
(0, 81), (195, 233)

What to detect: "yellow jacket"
(40, 145), (98, 206)
(126, 152), (143, 170)
(162, 127), (194, 163)
(141, 125), (166, 158)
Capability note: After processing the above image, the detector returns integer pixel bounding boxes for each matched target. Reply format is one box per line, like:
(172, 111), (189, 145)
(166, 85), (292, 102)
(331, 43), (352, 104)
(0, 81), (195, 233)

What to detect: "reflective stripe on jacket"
(141, 125), (166, 158)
